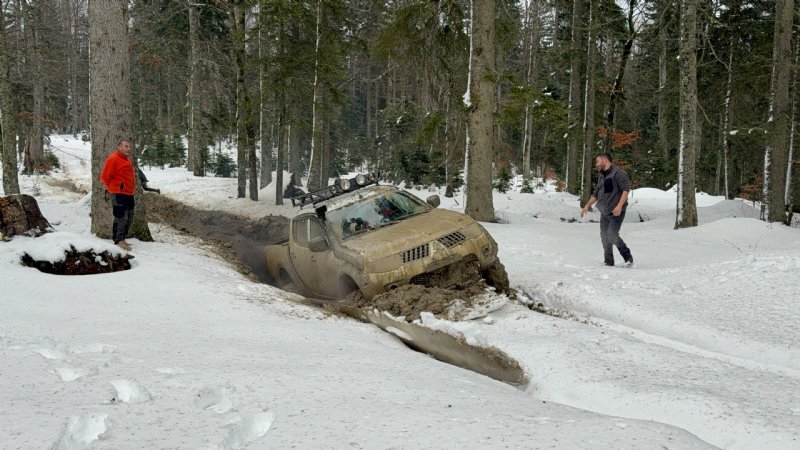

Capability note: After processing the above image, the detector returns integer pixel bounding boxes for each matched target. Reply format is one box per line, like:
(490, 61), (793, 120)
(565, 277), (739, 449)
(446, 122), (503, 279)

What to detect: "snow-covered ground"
(1, 135), (798, 449)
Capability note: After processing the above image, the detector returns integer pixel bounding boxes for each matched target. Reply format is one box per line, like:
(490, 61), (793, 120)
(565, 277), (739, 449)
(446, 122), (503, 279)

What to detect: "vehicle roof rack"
(291, 172), (381, 208)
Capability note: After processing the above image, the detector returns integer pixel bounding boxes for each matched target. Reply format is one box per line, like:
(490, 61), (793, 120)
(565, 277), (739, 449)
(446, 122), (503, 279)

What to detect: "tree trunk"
(720, 6), (738, 200)
(289, 122), (301, 188)
(580, 0), (597, 207)
(658, 0), (670, 162)
(188, 1), (204, 176)
(786, 36), (800, 209)
(258, 0), (272, 188)
(762, 0), (794, 222)
(247, 89), (258, 201)
(676, 0), (699, 229)
(0, 0), (19, 195)
(606, 0), (636, 139)
(307, 0), (324, 192)
(233, 1), (247, 198)
(565, 0), (584, 194)
(521, 0), (540, 181)
(89, 0), (150, 242)
(275, 103), (286, 206)
(23, 16), (44, 174)
(464, 0), (496, 222)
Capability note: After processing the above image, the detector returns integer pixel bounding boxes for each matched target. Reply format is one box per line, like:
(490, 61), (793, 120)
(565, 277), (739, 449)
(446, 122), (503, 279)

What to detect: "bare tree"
(762, 0), (794, 222)
(464, 0), (495, 222)
(675, 0), (698, 229)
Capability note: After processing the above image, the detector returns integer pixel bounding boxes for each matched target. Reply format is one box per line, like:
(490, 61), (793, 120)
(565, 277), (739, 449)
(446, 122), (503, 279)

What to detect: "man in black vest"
(580, 153), (634, 267)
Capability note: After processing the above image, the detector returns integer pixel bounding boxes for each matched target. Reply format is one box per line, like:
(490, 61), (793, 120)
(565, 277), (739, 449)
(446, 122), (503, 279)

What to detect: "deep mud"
(145, 193), (288, 282)
(339, 258), (514, 322)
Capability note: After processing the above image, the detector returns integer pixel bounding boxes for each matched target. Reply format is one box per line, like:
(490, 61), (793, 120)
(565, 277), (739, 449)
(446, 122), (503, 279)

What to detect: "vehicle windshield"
(326, 189), (431, 239)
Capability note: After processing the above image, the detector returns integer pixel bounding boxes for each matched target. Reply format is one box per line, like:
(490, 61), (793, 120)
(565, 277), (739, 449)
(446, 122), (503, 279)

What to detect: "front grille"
(438, 231), (467, 248)
(401, 244), (429, 263)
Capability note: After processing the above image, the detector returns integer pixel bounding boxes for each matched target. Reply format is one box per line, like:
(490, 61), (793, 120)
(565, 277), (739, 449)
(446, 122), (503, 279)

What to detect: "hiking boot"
(116, 240), (132, 251)
(621, 257), (634, 268)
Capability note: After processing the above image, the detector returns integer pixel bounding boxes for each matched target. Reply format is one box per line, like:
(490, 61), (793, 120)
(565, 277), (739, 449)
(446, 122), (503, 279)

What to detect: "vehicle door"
(289, 214), (337, 297)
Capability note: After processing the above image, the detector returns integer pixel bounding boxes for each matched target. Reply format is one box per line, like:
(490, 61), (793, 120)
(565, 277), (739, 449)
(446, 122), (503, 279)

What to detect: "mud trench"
(145, 193), (528, 387)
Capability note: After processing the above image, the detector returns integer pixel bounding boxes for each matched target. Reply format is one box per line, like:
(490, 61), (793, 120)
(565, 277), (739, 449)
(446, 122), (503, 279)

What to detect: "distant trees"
(0, 0), (797, 226)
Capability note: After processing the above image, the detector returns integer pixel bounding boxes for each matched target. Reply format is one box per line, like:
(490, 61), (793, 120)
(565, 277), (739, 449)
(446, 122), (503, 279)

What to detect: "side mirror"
(308, 235), (329, 253)
(426, 195), (441, 208)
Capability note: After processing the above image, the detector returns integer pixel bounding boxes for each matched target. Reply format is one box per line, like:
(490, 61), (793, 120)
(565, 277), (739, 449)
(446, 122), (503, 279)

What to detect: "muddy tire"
(278, 270), (298, 294)
(483, 259), (512, 296)
(338, 276), (360, 299)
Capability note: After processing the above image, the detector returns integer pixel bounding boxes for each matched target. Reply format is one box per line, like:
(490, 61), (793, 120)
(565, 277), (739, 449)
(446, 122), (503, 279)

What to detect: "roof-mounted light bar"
(291, 171), (381, 207)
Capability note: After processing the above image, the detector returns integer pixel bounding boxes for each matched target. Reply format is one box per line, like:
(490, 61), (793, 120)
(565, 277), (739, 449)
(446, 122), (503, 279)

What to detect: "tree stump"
(0, 194), (53, 238)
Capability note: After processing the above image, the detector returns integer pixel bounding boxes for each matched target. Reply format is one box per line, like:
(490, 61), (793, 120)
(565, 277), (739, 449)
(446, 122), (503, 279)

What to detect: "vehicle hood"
(339, 208), (476, 262)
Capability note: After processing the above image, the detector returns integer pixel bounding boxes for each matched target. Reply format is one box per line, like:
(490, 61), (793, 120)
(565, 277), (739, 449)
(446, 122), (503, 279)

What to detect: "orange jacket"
(100, 150), (136, 195)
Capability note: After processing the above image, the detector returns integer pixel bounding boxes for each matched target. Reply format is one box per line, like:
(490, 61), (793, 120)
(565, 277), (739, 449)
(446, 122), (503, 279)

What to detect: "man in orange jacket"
(100, 140), (136, 251)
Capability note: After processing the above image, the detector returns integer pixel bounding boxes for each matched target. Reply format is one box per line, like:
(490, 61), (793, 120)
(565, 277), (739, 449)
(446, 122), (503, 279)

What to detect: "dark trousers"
(600, 211), (632, 266)
(112, 194), (135, 243)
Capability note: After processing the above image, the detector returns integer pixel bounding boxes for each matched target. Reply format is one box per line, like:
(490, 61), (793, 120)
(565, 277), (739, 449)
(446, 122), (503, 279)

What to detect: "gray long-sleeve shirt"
(592, 165), (630, 215)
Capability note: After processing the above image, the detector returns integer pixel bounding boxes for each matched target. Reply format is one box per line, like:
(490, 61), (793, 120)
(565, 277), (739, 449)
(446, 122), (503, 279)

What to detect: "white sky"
(1, 135), (798, 449)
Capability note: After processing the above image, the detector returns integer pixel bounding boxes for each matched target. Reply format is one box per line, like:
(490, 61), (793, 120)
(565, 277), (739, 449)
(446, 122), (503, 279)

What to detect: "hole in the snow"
(21, 246), (133, 275)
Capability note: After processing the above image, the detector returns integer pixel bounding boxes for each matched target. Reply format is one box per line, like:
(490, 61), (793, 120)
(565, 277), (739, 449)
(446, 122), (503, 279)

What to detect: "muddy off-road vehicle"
(265, 173), (503, 300)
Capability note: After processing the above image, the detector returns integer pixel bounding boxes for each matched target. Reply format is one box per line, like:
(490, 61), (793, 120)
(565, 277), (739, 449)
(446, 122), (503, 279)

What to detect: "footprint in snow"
(194, 386), (233, 413)
(33, 347), (67, 360)
(109, 379), (152, 404)
(53, 367), (95, 382)
(223, 411), (276, 449)
(70, 343), (116, 354)
(155, 367), (188, 377)
(54, 412), (108, 450)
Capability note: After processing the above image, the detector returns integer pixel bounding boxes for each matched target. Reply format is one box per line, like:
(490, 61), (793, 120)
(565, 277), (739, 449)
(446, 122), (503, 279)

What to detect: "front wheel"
(482, 259), (512, 297)
(338, 276), (361, 299)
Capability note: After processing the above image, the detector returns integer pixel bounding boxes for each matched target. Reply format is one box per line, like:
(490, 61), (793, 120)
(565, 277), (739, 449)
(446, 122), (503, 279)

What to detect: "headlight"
(367, 254), (401, 273)
(460, 222), (485, 238)
(339, 179), (352, 191)
(355, 174), (366, 186)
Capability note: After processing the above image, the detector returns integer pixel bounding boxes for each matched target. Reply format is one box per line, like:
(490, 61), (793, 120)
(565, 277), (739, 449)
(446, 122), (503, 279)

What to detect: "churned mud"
(145, 193), (288, 282)
(339, 258), (514, 322)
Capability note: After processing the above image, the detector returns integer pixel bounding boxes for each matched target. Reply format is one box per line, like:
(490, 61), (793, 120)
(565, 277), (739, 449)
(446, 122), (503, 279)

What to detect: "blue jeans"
(600, 211), (632, 266)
